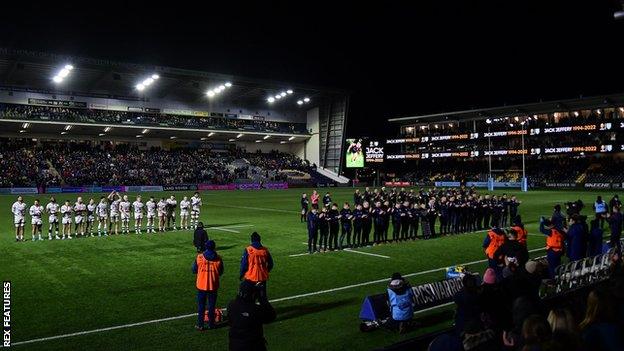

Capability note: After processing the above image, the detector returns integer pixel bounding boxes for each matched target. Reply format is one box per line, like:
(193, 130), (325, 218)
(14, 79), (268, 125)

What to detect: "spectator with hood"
(386, 272), (415, 334)
(228, 281), (276, 351)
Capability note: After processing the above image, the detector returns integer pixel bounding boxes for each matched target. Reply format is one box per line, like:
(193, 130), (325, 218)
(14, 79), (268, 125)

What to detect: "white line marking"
(207, 224), (254, 233)
(289, 253), (311, 257)
(12, 247), (547, 347)
(207, 203), (299, 214)
(343, 248), (390, 259)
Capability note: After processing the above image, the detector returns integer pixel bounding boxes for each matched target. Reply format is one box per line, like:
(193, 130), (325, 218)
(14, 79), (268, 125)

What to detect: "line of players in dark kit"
(299, 186), (521, 254)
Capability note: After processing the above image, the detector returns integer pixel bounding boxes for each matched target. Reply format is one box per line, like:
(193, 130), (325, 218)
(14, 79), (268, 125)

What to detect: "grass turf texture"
(0, 188), (612, 350)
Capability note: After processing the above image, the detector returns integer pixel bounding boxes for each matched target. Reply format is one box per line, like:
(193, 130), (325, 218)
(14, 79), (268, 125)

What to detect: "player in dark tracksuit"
(439, 199), (449, 235)
(391, 203), (402, 242)
(328, 204), (340, 250)
(318, 207), (329, 252)
(482, 197), (491, 229)
(501, 194), (509, 228)
(400, 201), (410, 241)
(382, 201), (391, 243)
(373, 202), (386, 244)
(352, 204), (363, 247)
(339, 203), (353, 249)
(361, 203), (372, 246)
(306, 207), (318, 254)
(509, 196), (520, 227)
(409, 203), (419, 239)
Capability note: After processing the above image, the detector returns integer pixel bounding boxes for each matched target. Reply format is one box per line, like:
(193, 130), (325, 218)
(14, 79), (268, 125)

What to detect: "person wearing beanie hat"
(193, 221), (209, 252)
(483, 267), (497, 285)
(386, 272), (414, 333)
(240, 232), (273, 304)
(192, 239), (223, 330)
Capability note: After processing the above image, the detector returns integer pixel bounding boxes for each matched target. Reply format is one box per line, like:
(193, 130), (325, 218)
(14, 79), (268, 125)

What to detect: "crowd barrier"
(0, 182), (289, 195)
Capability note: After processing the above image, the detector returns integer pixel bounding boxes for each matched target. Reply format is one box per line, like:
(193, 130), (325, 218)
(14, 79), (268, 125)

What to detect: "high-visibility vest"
(244, 246), (270, 282)
(546, 228), (564, 252)
(512, 225), (528, 246)
(196, 253), (222, 291)
(485, 230), (505, 259)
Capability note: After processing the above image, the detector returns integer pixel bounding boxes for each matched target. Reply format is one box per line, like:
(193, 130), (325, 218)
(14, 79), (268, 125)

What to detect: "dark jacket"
(193, 227), (209, 251)
(228, 298), (276, 351)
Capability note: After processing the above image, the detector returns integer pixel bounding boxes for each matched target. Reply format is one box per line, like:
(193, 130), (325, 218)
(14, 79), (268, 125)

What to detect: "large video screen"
(345, 138), (365, 168)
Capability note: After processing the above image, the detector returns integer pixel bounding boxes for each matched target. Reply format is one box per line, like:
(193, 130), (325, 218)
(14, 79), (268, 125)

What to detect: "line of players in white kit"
(10, 190), (203, 241)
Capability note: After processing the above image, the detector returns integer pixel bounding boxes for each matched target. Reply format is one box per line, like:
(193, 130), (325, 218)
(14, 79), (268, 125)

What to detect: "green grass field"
(1, 188), (614, 350)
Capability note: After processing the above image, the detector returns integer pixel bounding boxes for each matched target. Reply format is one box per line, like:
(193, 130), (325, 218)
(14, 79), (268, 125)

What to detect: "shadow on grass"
(274, 298), (357, 322)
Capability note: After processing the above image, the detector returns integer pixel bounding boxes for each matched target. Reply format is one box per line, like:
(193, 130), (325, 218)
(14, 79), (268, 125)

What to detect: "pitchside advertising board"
(345, 138), (385, 168)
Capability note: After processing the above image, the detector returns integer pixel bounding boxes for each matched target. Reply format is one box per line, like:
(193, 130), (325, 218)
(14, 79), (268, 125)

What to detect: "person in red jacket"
(192, 240), (224, 330)
(240, 232), (274, 304)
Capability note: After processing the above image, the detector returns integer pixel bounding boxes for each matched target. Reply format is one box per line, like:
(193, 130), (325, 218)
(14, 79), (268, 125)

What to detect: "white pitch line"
(343, 248), (390, 259)
(207, 203), (299, 214)
(289, 253), (311, 257)
(11, 247), (548, 347)
(207, 224), (254, 233)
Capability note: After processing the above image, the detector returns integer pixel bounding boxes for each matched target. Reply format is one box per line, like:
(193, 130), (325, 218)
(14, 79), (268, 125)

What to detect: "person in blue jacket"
(566, 214), (588, 261)
(588, 219), (604, 257)
(306, 206), (319, 254)
(339, 202), (353, 249)
(352, 204), (363, 247)
(386, 272), (414, 334)
(551, 204), (566, 231)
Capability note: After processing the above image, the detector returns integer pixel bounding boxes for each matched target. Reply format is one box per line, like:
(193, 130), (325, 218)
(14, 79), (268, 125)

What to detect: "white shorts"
(121, 212), (130, 220)
(49, 214), (58, 223)
(75, 215), (84, 224)
(191, 209), (200, 216)
(110, 213), (119, 222)
(180, 210), (189, 217)
(62, 217), (72, 225)
(88, 215), (95, 222)
(147, 213), (156, 219)
(98, 214), (108, 221)
(134, 212), (143, 220)
(31, 217), (42, 226)
(14, 215), (25, 226)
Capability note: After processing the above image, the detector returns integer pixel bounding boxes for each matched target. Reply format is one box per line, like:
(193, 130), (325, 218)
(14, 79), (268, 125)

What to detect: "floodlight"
(297, 100), (303, 105)
(485, 118), (492, 124)
(228, 138), (235, 142)
(151, 74), (159, 79)
(103, 127), (112, 132)
(22, 123), (30, 129)
(170, 136), (177, 139)
(65, 64), (74, 70)
(207, 91), (215, 97)
(225, 82), (232, 87)
(255, 140), (262, 143)
(99, 133), (105, 137)
(61, 131), (67, 135)
(267, 97), (275, 103)
(136, 135), (143, 138)
(64, 125), (72, 131)
(275, 95), (282, 99)
(280, 92), (287, 97)
(136, 84), (145, 91)
(303, 97), (310, 102)
(287, 89), (293, 94)
(53, 76), (63, 83)
(142, 129), (149, 134)
(19, 129), (26, 133)
(219, 85), (225, 90)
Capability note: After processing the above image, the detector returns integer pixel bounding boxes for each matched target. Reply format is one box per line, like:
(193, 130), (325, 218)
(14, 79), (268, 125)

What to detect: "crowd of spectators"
(441, 255), (624, 351)
(0, 138), (313, 187)
(0, 103), (308, 134)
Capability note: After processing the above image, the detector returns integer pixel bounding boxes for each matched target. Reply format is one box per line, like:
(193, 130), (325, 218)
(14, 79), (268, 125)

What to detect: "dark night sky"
(1, 0), (623, 137)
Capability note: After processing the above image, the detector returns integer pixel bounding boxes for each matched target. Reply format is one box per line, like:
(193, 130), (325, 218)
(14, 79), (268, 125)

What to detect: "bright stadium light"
(206, 82), (232, 98)
(52, 64), (74, 83)
(303, 97), (310, 102)
(136, 74), (160, 91)
(103, 127), (112, 132)
(200, 137), (207, 141)
(297, 100), (303, 105)
(61, 131), (67, 135)
(99, 133), (105, 137)
(236, 133), (244, 139)
(573, 111), (579, 117)
(280, 92), (287, 97)
(207, 90), (216, 97)
(19, 129), (26, 133)
(142, 129), (149, 134)
(228, 138), (235, 142)
(287, 89), (293, 94)
(170, 136), (177, 139)
(280, 141), (287, 144)
(225, 82), (232, 87)
(255, 140), (262, 143)
(485, 118), (492, 124)
(64, 125), (72, 131)
(267, 97), (275, 103)
(275, 95), (282, 100)
(136, 135), (143, 138)
(288, 136), (295, 141)
(263, 135), (270, 140)
(208, 132), (215, 137)
(22, 123), (30, 129)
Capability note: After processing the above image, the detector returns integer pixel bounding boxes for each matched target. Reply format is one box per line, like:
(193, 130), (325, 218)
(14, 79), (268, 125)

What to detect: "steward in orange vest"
(540, 217), (565, 278)
(192, 240), (224, 330)
(511, 216), (528, 247)
(483, 227), (506, 268)
(240, 232), (274, 304)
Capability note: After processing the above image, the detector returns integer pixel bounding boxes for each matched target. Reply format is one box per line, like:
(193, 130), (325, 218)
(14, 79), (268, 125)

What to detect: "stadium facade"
(0, 48), (349, 178)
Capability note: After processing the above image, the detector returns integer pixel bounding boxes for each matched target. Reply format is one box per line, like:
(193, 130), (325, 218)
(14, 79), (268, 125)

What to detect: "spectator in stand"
(567, 214), (588, 261)
(548, 308), (581, 350)
(606, 205), (623, 251)
(579, 288), (622, 351)
(588, 219), (604, 256)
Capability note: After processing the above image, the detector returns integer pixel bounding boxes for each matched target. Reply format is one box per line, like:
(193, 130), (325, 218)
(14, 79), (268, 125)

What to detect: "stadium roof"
(0, 47), (348, 111)
(388, 93), (624, 124)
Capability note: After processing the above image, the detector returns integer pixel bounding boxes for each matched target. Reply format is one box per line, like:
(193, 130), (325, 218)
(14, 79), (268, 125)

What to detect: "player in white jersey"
(73, 197), (87, 237)
(145, 196), (157, 233)
(29, 199), (44, 241)
(45, 197), (61, 240)
(190, 192), (202, 229)
(97, 196), (109, 236)
(119, 195), (131, 234)
(166, 195), (178, 230)
(60, 200), (73, 239)
(157, 197), (167, 232)
(86, 198), (96, 237)
(11, 196), (27, 242)
(108, 191), (121, 235)
(132, 195), (145, 234)
(179, 196), (191, 230)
